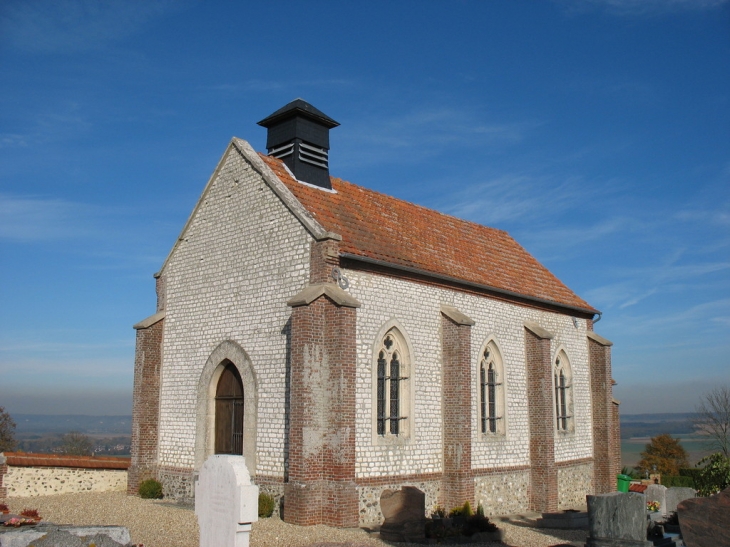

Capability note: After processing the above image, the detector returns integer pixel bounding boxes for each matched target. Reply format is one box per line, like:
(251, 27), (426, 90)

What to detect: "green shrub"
(448, 500), (474, 518)
(662, 475), (695, 488)
(694, 453), (730, 497)
(258, 493), (275, 518)
(138, 478), (163, 499)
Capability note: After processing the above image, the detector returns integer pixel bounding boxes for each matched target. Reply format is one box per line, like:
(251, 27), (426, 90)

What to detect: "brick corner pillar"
(587, 331), (617, 493)
(440, 305), (475, 512)
(128, 310), (165, 495)
(284, 241), (360, 527)
(0, 453), (8, 498)
(524, 321), (558, 513)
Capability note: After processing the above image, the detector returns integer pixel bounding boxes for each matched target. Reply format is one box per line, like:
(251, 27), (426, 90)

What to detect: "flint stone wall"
(474, 469), (530, 516)
(358, 480), (440, 526)
(558, 461), (593, 509)
(2, 467), (127, 498)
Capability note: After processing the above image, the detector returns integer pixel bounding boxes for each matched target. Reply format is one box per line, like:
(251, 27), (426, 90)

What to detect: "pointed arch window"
(554, 351), (573, 432)
(376, 329), (409, 437)
(478, 341), (505, 436)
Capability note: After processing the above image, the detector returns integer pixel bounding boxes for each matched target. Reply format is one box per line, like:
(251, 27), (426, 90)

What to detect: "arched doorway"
(215, 361), (244, 454)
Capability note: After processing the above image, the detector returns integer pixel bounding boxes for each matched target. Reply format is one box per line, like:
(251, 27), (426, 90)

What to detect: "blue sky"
(0, 0), (728, 416)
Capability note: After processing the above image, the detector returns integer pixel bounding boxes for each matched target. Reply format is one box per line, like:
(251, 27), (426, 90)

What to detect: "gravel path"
(3, 493), (586, 547)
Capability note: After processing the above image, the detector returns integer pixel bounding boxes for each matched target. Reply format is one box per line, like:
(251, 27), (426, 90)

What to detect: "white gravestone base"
(195, 455), (259, 547)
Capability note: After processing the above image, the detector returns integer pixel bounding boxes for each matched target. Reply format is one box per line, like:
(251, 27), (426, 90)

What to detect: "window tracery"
(478, 341), (505, 436)
(554, 351), (573, 432)
(375, 329), (409, 438)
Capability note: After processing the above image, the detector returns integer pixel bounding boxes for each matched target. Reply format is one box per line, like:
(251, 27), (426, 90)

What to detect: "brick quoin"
(588, 335), (617, 494)
(525, 327), (558, 513)
(284, 299), (358, 526)
(128, 318), (163, 494)
(285, 242), (359, 527)
(612, 401), (621, 479)
(441, 314), (474, 511)
(0, 461), (7, 498)
(310, 239), (341, 284)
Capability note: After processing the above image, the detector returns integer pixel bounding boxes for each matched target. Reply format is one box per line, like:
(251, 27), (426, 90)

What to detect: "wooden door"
(215, 362), (244, 454)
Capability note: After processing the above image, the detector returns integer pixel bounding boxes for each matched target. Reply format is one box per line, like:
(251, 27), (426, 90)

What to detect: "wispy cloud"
(675, 209), (730, 226)
(586, 259), (730, 310)
(0, 194), (98, 241)
(339, 107), (540, 168)
(626, 298), (730, 331)
(559, 0), (729, 16)
(0, 134), (29, 148)
(0, 0), (187, 53)
(0, 102), (92, 148)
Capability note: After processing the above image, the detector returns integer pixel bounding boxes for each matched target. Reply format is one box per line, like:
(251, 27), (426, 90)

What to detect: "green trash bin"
(616, 474), (631, 492)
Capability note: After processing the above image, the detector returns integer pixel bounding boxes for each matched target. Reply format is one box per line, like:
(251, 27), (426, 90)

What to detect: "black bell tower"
(257, 99), (339, 190)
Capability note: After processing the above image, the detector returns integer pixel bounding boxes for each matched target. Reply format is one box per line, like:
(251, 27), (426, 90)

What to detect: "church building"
(129, 99), (620, 527)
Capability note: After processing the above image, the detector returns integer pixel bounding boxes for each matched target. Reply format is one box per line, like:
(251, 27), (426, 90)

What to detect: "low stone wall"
(474, 469), (530, 517)
(0, 452), (129, 498)
(557, 460), (593, 510)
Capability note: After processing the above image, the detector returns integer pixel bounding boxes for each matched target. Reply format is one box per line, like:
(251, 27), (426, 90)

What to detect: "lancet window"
(376, 329), (409, 437)
(554, 351), (573, 432)
(478, 341), (505, 436)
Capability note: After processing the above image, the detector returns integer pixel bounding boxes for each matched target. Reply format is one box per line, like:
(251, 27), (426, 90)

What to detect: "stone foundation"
(357, 479), (441, 526)
(557, 460), (593, 509)
(474, 470), (530, 516)
(157, 466), (194, 502)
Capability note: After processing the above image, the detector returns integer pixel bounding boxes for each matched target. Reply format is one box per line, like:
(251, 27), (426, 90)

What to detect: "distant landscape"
(12, 414), (132, 456)
(620, 412), (713, 469)
(8, 412), (715, 466)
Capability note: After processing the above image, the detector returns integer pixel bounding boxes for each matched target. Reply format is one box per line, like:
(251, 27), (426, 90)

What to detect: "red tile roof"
(629, 483), (648, 493)
(261, 155), (597, 314)
(2, 451), (130, 470)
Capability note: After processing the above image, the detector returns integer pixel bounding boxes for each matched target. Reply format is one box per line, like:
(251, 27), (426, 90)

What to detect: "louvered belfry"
(258, 99), (339, 190)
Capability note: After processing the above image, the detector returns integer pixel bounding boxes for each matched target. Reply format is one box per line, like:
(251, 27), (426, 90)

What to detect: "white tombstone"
(195, 455), (259, 547)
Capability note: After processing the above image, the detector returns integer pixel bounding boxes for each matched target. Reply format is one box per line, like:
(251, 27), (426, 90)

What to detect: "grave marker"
(585, 492), (653, 547)
(195, 455), (258, 547)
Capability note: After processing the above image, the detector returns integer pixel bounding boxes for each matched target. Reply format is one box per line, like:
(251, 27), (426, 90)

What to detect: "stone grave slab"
(195, 455), (258, 547)
(585, 492), (653, 547)
(379, 486), (426, 543)
(677, 486), (730, 547)
(664, 487), (695, 515)
(0, 525), (130, 547)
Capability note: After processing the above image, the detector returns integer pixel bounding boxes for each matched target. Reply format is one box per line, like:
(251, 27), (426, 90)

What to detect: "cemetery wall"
(474, 469), (531, 516)
(557, 459), (594, 509)
(344, 268), (594, 479)
(0, 453), (128, 498)
(156, 142), (312, 487)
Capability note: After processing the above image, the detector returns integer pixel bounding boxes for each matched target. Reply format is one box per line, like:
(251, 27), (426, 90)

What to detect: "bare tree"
(694, 385), (730, 458)
(60, 431), (93, 456)
(0, 406), (18, 453)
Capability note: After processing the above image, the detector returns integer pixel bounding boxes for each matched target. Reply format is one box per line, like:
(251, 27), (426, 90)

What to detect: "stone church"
(129, 99), (620, 527)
